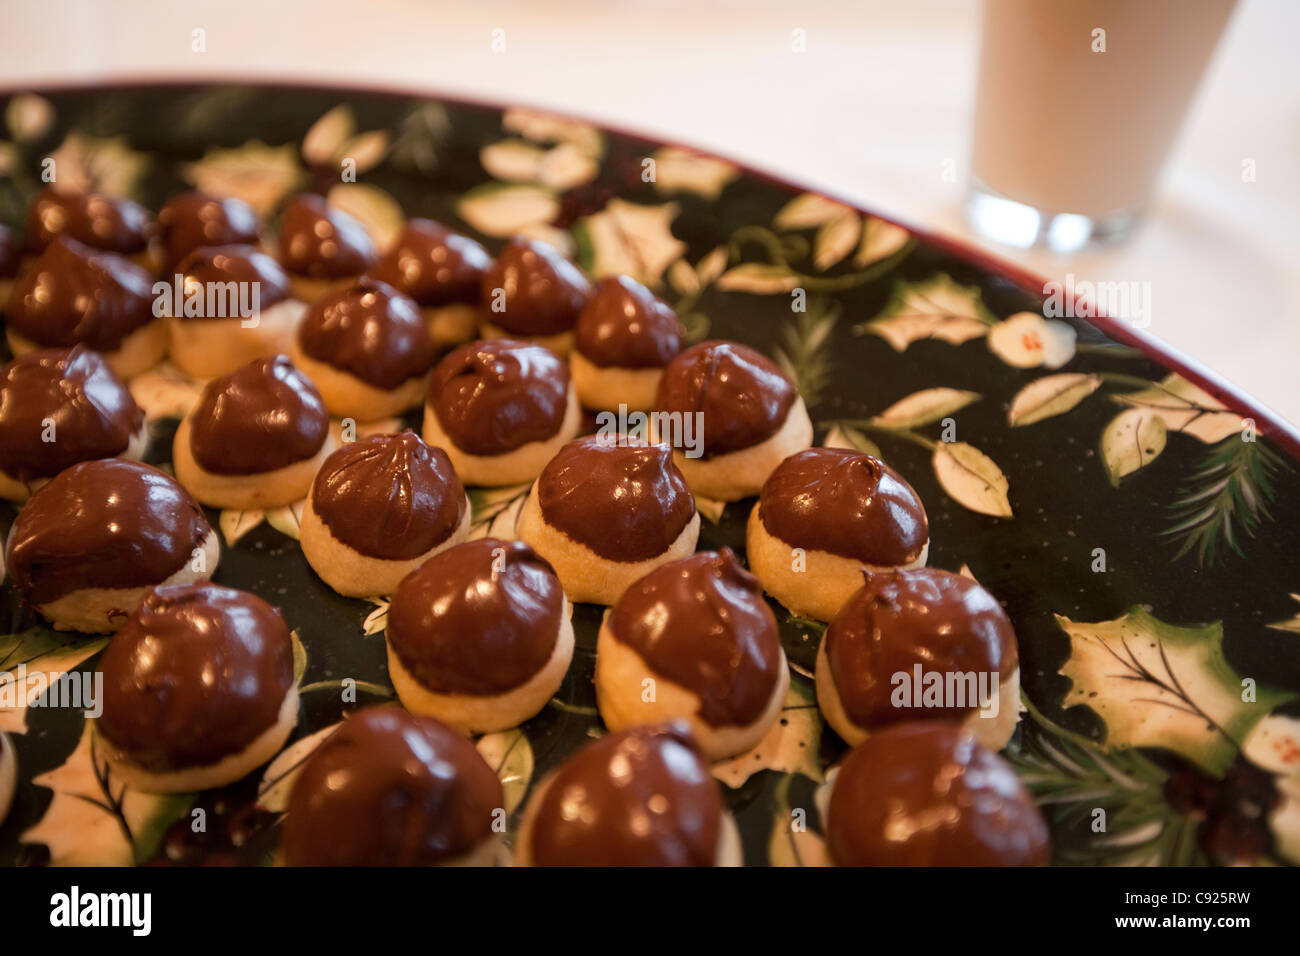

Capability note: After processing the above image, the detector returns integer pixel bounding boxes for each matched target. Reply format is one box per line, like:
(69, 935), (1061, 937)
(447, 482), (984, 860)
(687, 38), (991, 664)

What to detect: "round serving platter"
(1, 82), (1298, 867)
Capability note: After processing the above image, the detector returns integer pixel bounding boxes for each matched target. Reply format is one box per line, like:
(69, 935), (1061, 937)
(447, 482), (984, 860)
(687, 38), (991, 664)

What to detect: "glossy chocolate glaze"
(366, 218), (491, 307)
(312, 431), (466, 560)
(656, 340), (797, 459)
(607, 548), (782, 727)
(24, 187), (153, 255)
(826, 723), (1051, 866)
(0, 346), (143, 482)
(297, 278), (434, 388)
(825, 568), (1018, 728)
(6, 237), (156, 351)
(481, 236), (591, 335)
(387, 538), (563, 696)
(278, 193), (375, 279)
(529, 722), (724, 866)
(0, 222), (18, 277)
(574, 275), (683, 368)
(158, 191), (260, 266)
(538, 436), (695, 561)
(97, 584), (294, 772)
(189, 355), (329, 475)
(427, 339), (571, 455)
(281, 707), (502, 866)
(759, 448), (928, 564)
(5, 459), (211, 606)
(175, 244), (292, 316)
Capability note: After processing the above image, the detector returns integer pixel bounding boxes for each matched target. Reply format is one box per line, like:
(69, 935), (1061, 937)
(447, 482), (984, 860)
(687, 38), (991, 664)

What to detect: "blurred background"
(1, 0), (1296, 422)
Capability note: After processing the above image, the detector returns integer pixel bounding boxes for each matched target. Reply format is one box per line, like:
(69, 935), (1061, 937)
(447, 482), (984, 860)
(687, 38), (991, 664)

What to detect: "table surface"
(2, 0), (1296, 425)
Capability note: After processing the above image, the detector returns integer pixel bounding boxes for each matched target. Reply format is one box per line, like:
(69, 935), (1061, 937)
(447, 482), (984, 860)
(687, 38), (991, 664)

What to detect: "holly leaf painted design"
(856, 275), (994, 351)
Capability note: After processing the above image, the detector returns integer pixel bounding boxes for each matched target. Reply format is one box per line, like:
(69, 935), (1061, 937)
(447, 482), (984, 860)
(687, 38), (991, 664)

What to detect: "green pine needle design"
(1163, 437), (1287, 566)
(773, 297), (840, 409)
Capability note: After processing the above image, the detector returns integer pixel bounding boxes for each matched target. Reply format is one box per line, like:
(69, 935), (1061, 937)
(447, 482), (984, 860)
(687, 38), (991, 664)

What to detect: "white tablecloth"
(2, 0), (1296, 423)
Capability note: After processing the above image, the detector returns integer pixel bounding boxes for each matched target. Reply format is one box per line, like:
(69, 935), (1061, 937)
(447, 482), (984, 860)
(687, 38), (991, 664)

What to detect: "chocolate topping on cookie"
(759, 448), (928, 565)
(387, 538), (564, 696)
(574, 275), (682, 369)
(537, 436), (694, 561)
(0, 346), (143, 482)
(481, 236), (591, 336)
(278, 194), (375, 279)
(826, 723), (1051, 866)
(97, 584), (294, 772)
(297, 278), (434, 388)
(529, 722), (723, 866)
(158, 191), (260, 266)
(824, 568), (1017, 728)
(281, 707), (502, 866)
(311, 431), (466, 560)
(189, 355), (329, 475)
(366, 219), (491, 307)
(25, 188), (153, 255)
(5, 460), (210, 605)
(656, 341), (797, 459)
(176, 244), (292, 316)
(608, 548), (782, 727)
(427, 339), (571, 455)
(6, 237), (155, 351)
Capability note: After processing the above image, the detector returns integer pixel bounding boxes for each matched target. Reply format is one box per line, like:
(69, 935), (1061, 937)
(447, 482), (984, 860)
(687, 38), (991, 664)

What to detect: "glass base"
(965, 179), (1140, 254)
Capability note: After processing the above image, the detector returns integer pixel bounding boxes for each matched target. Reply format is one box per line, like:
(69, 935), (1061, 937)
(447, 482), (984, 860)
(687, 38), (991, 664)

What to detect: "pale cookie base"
(480, 321), (574, 357)
(423, 303), (481, 349)
(289, 341), (426, 422)
(387, 600), (575, 734)
(657, 397), (813, 502)
(30, 528), (220, 634)
(745, 504), (930, 622)
(0, 422), (149, 503)
(422, 386), (581, 487)
(595, 620), (790, 761)
(514, 769), (742, 866)
(300, 489), (471, 598)
(173, 415), (337, 510)
(288, 275), (359, 304)
(570, 351), (662, 412)
(168, 299), (305, 380)
(517, 489), (700, 606)
(8, 319), (169, 381)
(96, 685), (299, 794)
(814, 639), (1021, 751)
(0, 733), (15, 828)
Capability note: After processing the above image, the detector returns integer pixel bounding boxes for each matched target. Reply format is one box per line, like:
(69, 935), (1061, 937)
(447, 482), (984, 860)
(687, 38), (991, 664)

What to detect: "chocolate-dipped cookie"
(654, 340), (812, 501)
(290, 278), (435, 421)
(172, 355), (335, 509)
(517, 435), (700, 605)
(0, 346), (147, 501)
(157, 191), (261, 267)
(596, 548), (789, 760)
(4, 460), (219, 633)
(516, 722), (741, 867)
(747, 448), (930, 620)
(0, 222), (19, 310)
(385, 538), (574, 733)
(95, 584), (298, 793)
(816, 568), (1020, 749)
(5, 237), (167, 379)
(166, 244), (304, 379)
(824, 723), (1050, 866)
(422, 338), (581, 487)
(277, 193), (376, 301)
(300, 431), (471, 597)
(24, 187), (159, 269)
(571, 275), (683, 410)
(479, 236), (591, 355)
(365, 218), (491, 348)
(280, 707), (503, 866)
